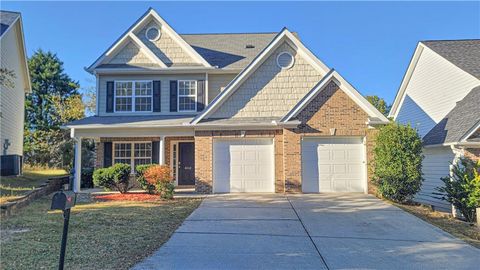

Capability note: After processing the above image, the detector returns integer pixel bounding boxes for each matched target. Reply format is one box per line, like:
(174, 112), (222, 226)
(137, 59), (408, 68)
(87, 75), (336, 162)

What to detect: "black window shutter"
(103, 142), (112, 167)
(197, 80), (205, 112)
(106, 81), (114, 113)
(152, 141), (159, 164)
(153, 81), (161, 112)
(170, 80), (178, 112)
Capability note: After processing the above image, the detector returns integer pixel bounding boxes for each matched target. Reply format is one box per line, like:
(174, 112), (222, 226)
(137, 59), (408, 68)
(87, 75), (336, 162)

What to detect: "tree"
(373, 122), (423, 202)
(366, 95), (390, 116)
(24, 50), (83, 169)
(435, 158), (480, 222)
(26, 49), (80, 131)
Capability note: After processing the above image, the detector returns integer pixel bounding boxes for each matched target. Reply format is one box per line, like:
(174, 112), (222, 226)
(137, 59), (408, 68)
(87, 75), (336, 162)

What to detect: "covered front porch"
(66, 115), (196, 192)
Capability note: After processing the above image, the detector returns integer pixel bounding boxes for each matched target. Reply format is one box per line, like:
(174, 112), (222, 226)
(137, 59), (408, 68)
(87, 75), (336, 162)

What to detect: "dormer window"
(115, 81), (153, 112)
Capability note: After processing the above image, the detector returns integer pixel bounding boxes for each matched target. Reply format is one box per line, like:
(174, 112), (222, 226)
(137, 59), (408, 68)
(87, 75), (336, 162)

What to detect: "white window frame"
(177, 80), (197, 112)
(114, 80), (153, 113)
(113, 141), (153, 172)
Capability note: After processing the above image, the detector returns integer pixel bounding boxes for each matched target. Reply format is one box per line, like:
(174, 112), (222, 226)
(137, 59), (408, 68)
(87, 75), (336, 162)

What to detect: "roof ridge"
(421, 39), (480, 43)
(0, 10), (21, 14)
(180, 32), (280, 36)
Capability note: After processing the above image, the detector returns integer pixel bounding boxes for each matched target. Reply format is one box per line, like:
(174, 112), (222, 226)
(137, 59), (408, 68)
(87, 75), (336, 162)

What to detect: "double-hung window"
(115, 81), (152, 112)
(113, 142), (152, 172)
(178, 80), (197, 112)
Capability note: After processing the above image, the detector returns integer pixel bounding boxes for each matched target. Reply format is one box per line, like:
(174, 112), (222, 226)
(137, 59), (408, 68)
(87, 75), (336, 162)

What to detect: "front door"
(178, 142), (195, 185)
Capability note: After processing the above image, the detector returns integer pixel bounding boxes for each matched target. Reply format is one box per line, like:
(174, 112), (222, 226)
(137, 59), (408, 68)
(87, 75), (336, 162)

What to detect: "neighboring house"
(66, 8), (389, 193)
(390, 40), (480, 211)
(0, 10), (31, 176)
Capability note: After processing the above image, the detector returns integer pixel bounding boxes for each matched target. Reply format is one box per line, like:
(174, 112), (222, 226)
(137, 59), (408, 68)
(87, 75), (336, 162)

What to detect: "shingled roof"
(423, 86), (480, 146)
(0, 10), (20, 37)
(181, 33), (277, 69)
(422, 39), (480, 79)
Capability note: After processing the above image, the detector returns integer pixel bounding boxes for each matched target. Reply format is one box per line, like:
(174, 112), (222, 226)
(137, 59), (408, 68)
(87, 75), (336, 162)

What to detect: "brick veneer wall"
(464, 148), (480, 162)
(283, 82), (376, 193)
(194, 130), (283, 193)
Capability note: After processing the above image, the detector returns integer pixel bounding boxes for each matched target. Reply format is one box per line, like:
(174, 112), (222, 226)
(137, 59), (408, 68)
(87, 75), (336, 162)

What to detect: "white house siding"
(416, 146), (454, 212)
(97, 74), (208, 116)
(135, 20), (197, 66)
(207, 74), (237, 103)
(395, 47), (480, 137)
(108, 41), (156, 65)
(210, 42), (323, 119)
(0, 24), (27, 156)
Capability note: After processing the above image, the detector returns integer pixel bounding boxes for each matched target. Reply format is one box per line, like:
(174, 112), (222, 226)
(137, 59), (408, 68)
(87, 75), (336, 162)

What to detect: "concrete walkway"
(133, 194), (480, 270)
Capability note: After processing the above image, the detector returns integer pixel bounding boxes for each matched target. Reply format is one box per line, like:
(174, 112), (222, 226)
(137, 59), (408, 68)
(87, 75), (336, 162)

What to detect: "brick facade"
(194, 82), (381, 194)
(464, 148), (480, 162)
(194, 130), (283, 193)
(282, 82), (374, 193)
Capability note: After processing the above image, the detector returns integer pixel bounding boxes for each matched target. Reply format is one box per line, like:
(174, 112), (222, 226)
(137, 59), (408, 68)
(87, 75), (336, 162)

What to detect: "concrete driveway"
(133, 194), (480, 270)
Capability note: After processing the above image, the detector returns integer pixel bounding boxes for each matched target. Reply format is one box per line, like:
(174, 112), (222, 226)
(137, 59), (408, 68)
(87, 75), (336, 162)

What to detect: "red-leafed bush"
(144, 165), (175, 199)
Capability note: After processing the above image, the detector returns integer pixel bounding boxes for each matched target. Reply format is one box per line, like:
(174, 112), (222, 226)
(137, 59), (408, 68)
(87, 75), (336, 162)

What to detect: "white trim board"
(281, 69), (389, 123)
(190, 28), (330, 125)
(86, 8), (211, 73)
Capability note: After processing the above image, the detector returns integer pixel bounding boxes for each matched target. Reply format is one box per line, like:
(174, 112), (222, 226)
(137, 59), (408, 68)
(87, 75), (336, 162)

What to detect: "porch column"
(73, 137), (82, 192)
(159, 136), (166, 165)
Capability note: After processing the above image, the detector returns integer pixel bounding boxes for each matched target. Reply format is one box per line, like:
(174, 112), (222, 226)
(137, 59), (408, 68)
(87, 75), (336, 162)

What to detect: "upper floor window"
(178, 80), (197, 112)
(115, 81), (152, 112)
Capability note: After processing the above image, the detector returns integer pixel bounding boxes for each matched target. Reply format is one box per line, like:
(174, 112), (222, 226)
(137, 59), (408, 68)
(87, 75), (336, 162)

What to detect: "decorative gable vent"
(245, 44), (255, 49)
(146, 26), (161, 41)
(276, 52), (294, 69)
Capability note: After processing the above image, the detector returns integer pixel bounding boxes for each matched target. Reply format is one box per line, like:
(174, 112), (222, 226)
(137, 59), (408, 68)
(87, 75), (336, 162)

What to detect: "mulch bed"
(93, 193), (160, 202)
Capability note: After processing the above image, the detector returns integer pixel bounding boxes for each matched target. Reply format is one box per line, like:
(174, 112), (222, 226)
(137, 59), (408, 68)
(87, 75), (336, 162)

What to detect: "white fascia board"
(94, 66), (218, 75)
(86, 8), (211, 73)
(460, 120), (480, 142)
(281, 70), (389, 123)
(149, 10), (211, 67)
(128, 33), (167, 68)
(388, 43), (424, 119)
(190, 28), (331, 125)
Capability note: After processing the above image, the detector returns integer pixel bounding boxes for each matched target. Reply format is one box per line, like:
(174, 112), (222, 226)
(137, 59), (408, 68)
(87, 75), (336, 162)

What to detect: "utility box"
(51, 191), (76, 211)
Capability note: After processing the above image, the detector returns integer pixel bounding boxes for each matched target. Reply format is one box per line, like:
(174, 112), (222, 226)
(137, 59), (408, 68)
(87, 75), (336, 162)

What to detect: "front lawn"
(395, 203), (480, 248)
(0, 194), (201, 269)
(0, 169), (67, 203)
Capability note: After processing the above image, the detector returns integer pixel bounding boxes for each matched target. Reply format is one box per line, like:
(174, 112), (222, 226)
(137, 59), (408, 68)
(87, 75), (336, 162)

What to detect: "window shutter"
(170, 80), (178, 112)
(152, 141), (160, 164)
(106, 81), (114, 113)
(197, 80), (205, 112)
(153, 81), (161, 112)
(103, 142), (112, 167)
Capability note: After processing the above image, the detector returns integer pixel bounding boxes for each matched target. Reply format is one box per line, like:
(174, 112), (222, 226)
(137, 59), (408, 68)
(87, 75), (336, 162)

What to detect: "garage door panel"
(302, 137), (366, 193)
(213, 139), (274, 193)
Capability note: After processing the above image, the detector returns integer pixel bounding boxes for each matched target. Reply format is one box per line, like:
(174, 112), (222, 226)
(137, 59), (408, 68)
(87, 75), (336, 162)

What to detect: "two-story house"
(390, 40), (480, 211)
(0, 10), (31, 176)
(66, 8), (389, 193)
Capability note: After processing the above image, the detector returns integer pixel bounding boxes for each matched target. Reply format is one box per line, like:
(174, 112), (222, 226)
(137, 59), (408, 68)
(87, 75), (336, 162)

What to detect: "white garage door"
(213, 138), (274, 193)
(302, 137), (366, 193)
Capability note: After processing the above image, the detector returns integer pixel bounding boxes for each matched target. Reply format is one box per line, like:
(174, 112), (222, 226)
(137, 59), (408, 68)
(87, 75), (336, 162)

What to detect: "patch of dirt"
(93, 193), (160, 202)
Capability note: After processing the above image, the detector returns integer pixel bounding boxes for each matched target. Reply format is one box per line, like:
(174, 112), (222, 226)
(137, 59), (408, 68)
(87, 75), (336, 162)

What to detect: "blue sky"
(3, 1), (480, 103)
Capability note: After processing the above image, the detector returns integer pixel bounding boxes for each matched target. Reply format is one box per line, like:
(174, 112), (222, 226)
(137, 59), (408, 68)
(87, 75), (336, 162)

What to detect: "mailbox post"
(51, 190), (76, 270)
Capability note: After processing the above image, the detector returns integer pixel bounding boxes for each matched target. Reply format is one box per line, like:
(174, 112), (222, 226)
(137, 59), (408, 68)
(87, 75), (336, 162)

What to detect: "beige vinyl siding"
(395, 47), (480, 137)
(0, 23), (27, 156)
(97, 74), (206, 116)
(135, 20), (197, 66)
(415, 146), (454, 212)
(108, 41), (156, 65)
(210, 42), (323, 118)
(207, 74), (237, 103)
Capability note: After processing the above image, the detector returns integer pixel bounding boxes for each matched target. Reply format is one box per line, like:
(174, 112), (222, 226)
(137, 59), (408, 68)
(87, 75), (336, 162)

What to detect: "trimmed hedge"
(93, 163), (132, 193)
(135, 164), (156, 194)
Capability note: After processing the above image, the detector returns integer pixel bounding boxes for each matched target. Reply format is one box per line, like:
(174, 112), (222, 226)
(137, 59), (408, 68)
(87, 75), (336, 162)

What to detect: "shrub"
(435, 158), (480, 222)
(81, 168), (94, 188)
(373, 122), (423, 202)
(135, 164), (156, 194)
(92, 163), (132, 193)
(144, 165), (174, 199)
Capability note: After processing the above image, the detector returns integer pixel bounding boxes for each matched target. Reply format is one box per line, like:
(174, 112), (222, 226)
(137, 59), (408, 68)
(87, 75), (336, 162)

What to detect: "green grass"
(0, 194), (201, 269)
(0, 169), (67, 203)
